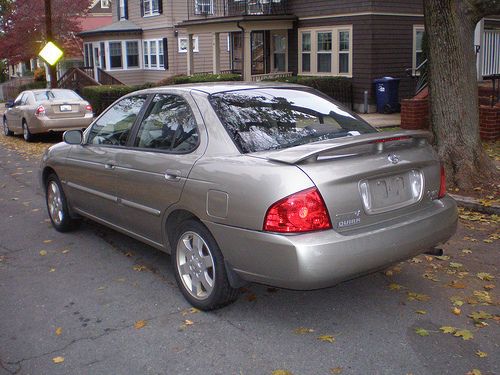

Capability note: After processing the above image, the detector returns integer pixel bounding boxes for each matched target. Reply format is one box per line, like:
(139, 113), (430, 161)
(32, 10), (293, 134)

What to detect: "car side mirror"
(5, 100), (14, 108)
(63, 130), (83, 145)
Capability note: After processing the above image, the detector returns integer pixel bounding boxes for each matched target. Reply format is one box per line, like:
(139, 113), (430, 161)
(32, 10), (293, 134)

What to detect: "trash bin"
(373, 77), (401, 114)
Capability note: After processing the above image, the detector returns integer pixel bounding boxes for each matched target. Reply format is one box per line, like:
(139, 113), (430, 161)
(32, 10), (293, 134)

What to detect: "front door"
(112, 93), (204, 245)
(231, 32), (243, 73)
(64, 95), (148, 223)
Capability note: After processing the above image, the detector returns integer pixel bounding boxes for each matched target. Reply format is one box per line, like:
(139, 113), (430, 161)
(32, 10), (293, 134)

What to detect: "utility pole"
(44, 0), (57, 88)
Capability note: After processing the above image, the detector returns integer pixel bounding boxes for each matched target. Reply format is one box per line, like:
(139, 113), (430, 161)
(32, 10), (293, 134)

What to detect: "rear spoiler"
(254, 130), (432, 164)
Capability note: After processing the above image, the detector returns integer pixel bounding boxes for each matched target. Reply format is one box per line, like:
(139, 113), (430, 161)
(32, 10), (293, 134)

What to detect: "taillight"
(85, 104), (93, 112)
(35, 105), (45, 117)
(263, 187), (332, 233)
(438, 165), (446, 199)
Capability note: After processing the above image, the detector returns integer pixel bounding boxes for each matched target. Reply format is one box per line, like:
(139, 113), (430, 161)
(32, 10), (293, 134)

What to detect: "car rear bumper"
(204, 196), (458, 290)
(29, 115), (93, 134)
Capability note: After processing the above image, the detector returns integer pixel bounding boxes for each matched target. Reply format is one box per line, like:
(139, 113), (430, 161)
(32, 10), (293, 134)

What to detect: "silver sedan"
(39, 83), (457, 310)
(3, 89), (94, 141)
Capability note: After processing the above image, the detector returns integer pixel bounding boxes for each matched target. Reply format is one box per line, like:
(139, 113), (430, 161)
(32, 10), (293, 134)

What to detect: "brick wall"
(479, 105), (500, 141)
(400, 98), (429, 130)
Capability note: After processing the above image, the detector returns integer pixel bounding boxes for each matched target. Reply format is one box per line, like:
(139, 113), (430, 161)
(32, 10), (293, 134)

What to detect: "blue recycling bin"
(374, 77), (400, 114)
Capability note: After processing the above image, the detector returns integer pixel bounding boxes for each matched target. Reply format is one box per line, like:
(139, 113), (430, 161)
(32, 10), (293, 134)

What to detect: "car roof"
(138, 81), (309, 96)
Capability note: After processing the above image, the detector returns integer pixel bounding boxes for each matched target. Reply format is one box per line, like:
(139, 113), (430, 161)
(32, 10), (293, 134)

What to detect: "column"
(187, 34), (194, 76)
(213, 32), (221, 74)
(243, 30), (252, 81)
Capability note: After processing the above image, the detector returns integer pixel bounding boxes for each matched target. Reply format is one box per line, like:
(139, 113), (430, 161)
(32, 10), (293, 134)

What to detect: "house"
(79, 0), (500, 112)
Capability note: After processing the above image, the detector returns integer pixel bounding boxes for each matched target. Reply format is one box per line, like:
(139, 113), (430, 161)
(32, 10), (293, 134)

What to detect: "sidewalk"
(359, 112), (401, 129)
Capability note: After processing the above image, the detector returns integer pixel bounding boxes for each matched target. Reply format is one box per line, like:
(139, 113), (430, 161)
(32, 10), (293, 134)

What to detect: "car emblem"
(388, 154), (400, 164)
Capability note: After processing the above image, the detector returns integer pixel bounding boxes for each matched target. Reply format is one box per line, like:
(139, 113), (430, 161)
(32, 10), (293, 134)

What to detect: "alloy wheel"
(47, 181), (64, 225)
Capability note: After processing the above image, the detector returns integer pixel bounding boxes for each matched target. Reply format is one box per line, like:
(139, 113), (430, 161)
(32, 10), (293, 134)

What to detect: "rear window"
(209, 88), (376, 153)
(34, 90), (82, 102)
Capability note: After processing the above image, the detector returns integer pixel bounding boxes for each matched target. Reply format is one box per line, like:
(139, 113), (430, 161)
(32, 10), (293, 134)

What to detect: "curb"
(449, 194), (500, 215)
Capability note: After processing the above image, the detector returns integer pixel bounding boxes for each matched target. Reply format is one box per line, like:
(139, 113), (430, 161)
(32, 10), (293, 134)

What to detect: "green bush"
(171, 73), (242, 85)
(81, 85), (139, 115)
(34, 67), (46, 82)
(19, 81), (47, 91)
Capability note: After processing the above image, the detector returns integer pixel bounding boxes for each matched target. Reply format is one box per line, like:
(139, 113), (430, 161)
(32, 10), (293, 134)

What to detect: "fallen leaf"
(476, 350), (488, 358)
(49, 268), (56, 272)
(294, 327), (314, 334)
(61, 249), (70, 254)
(473, 290), (492, 304)
(124, 252), (134, 257)
(452, 307), (461, 315)
(388, 283), (403, 290)
(434, 255), (450, 261)
(272, 370), (293, 375)
(330, 367), (343, 374)
(439, 326), (456, 334)
(462, 249), (472, 254)
(245, 293), (257, 302)
(52, 356), (64, 364)
(415, 310), (427, 315)
(450, 296), (464, 306)
(97, 286), (105, 291)
(39, 250), (47, 256)
(466, 369), (481, 375)
(134, 320), (147, 329)
(133, 265), (148, 272)
(468, 311), (493, 321)
(448, 280), (466, 289)
(43, 240), (53, 244)
(484, 284), (495, 290)
(410, 257), (423, 263)
(454, 329), (473, 340)
(449, 262), (463, 269)
(55, 327), (62, 336)
(476, 272), (494, 281)
(407, 292), (430, 302)
(184, 319), (194, 326)
(415, 328), (429, 336)
(317, 334), (335, 343)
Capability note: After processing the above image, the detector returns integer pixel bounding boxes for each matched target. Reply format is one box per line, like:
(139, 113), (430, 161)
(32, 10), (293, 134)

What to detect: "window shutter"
(124, 0), (129, 19)
(140, 0), (144, 17)
(163, 38), (168, 70)
(117, 1), (120, 20)
(158, 0), (163, 14)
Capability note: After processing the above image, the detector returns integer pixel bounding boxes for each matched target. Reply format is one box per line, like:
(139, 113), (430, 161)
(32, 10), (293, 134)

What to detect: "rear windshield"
(209, 88), (376, 153)
(34, 90), (82, 102)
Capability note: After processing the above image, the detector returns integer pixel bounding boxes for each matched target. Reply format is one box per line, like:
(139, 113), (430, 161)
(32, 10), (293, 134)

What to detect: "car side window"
(87, 95), (147, 146)
(14, 93), (26, 106)
(134, 94), (199, 152)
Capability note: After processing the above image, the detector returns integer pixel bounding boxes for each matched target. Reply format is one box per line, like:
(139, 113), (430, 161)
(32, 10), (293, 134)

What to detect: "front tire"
(22, 120), (34, 142)
(172, 220), (239, 310)
(3, 116), (13, 136)
(45, 174), (80, 232)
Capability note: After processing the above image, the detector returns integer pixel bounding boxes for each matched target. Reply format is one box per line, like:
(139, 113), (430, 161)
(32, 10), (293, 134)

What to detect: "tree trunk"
(423, 0), (498, 189)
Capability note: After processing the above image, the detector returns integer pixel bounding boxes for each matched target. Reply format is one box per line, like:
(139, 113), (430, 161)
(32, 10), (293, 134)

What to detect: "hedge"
(155, 73), (242, 86)
(81, 84), (152, 115)
(19, 81), (47, 91)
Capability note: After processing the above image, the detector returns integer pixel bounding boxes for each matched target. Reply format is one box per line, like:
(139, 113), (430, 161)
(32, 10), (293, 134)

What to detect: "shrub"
(170, 73), (242, 85)
(34, 67), (46, 82)
(81, 85), (139, 115)
(19, 81), (47, 91)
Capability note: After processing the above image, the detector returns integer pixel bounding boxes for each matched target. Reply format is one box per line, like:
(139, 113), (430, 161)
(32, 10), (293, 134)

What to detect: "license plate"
(359, 170), (423, 214)
(60, 104), (72, 112)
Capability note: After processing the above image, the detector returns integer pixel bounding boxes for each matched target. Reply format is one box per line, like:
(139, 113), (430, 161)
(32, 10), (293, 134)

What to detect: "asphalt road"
(0, 137), (498, 375)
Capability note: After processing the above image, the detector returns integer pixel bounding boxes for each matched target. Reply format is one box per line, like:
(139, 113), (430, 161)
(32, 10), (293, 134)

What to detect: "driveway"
(0, 134), (498, 375)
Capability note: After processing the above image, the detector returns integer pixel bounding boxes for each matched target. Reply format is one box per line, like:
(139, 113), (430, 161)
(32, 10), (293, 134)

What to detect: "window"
(84, 43), (92, 66)
(143, 0), (160, 16)
(178, 36), (199, 53)
(298, 26), (353, 76)
(317, 32), (332, 73)
(272, 33), (286, 72)
(338, 30), (350, 74)
(413, 26), (425, 73)
(126, 41), (139, 68)
(87, 96), (147, 146)
(109, 42), (123, 68)
(301, 32), (311, 73)
(101, 0), (110, 8)
(135, 94), (199, 152)
(195, 0), (213, 15)
(119, 0), (127, 19)
(143, 40), (165, 69)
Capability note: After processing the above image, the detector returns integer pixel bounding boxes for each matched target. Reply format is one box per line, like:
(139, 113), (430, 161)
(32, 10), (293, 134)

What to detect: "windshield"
(34, 90), (82, 102)
(209, 88), (376, 153)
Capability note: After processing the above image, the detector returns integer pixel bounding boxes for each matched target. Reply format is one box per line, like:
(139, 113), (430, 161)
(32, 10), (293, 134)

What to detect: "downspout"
(237, 21), (245, 79)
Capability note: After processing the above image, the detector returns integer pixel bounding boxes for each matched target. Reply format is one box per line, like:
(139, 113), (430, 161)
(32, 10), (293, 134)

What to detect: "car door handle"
(165, 169), (181, 181)
(104, 163), (115, 170)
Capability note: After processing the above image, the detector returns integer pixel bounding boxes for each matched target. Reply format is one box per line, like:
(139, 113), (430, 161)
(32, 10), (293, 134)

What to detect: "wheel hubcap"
(176, 231), (215, 300)
(3, 119), (7, 135)
(23, 124), (28, 139)
(47, 181), (64, 225)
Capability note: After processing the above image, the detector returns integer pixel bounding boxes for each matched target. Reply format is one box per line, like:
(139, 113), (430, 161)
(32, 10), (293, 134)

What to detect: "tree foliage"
(423, 0), (500, 189)
(0, 0), (92, 64)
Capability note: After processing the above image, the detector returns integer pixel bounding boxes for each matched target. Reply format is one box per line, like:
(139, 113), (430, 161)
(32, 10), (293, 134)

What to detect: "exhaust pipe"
(425, 247), (444, 256)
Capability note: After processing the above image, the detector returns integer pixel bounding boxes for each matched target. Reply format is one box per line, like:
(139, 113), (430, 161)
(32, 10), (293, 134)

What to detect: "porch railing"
(187, 0), (288, 20)
(250, 71), (293, 81)
(405, 59), (428, 96)
(482, 30), (500, 76)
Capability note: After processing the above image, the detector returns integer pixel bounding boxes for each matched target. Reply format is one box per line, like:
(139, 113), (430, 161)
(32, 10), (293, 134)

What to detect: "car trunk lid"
(41, 99), (86, 119)
(251, 131), (442, 233)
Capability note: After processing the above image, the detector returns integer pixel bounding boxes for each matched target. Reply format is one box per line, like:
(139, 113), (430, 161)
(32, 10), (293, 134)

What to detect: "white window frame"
(143, 39), (165, 70)
(178, 36), (199, 53)
(119, 0), (126, 19)
(270, 30), (288, 73)
(413, 25), (425, 75)
(298, 26), (353, 77)
(194, 0), (213, 15)
(104, 40), (142, 71)
(143, 0), (160, 17)
(101, 0), (110, 8)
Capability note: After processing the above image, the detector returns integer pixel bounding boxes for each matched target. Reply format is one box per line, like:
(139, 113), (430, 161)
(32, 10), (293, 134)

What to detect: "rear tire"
(22, 120), (34, 142)
(45, 174), (80, 232)
(3, 116), (13, 136)
(172, 220), (239, 310)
